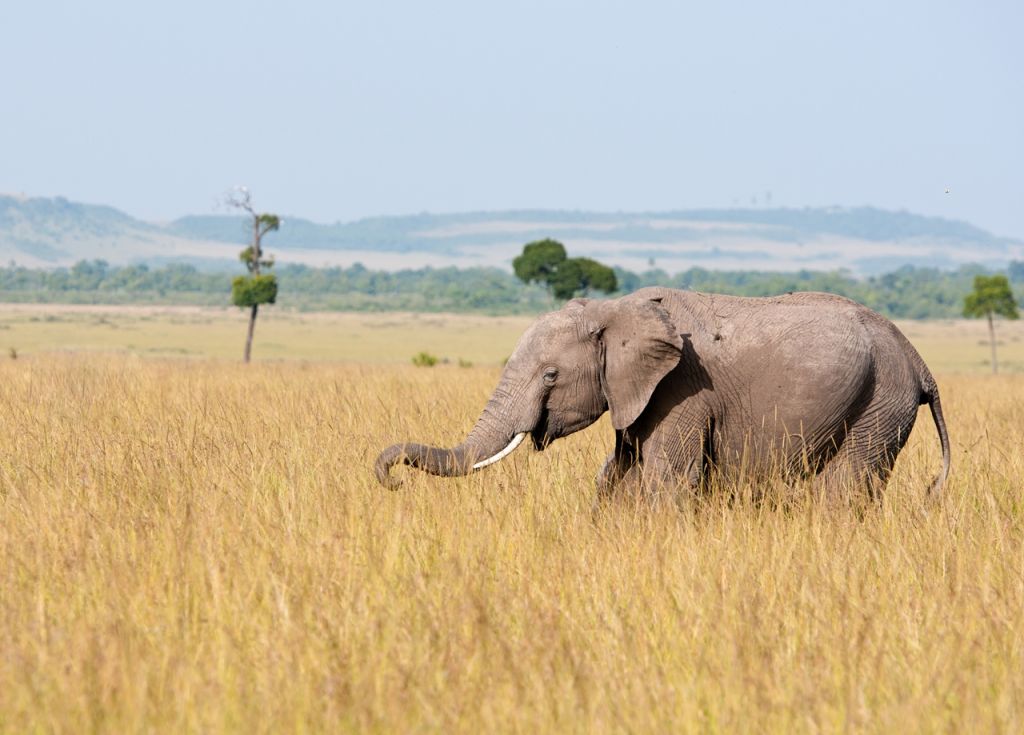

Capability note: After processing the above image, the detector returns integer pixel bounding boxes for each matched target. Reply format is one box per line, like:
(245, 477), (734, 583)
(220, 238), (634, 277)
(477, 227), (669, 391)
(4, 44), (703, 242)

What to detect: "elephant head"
(375, 291), (684, 488)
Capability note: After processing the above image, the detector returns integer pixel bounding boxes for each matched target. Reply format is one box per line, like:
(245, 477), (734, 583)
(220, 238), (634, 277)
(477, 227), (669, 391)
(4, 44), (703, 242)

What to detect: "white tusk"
(472, 432), (527, 470)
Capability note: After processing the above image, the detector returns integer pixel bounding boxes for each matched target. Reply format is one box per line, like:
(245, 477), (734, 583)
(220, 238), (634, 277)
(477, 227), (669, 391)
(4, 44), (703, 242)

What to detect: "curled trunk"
(375, 434), (528, 489)
(375, 442), (474, 488)
(374, 372), (532, 489)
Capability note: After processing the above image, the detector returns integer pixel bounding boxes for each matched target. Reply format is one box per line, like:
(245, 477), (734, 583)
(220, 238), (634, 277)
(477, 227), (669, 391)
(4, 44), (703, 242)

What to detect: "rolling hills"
(2, 193), (1021, 275)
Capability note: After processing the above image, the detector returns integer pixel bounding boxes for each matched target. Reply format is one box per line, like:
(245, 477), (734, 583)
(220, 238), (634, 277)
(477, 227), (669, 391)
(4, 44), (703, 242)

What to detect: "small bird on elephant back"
(375, 287), (950, 505)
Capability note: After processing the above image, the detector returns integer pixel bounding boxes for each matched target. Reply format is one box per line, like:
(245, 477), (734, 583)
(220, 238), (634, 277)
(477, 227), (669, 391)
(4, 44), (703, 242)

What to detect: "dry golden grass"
(0, 351), (1022, 733)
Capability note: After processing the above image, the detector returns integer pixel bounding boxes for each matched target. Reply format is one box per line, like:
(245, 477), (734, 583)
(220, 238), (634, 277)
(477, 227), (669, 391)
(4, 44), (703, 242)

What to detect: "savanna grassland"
(1, 306), (1023, 733)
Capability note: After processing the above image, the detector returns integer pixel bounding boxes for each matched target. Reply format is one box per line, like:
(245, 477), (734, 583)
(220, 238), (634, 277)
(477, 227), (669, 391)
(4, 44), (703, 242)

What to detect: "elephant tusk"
(472, 432), (527, 470)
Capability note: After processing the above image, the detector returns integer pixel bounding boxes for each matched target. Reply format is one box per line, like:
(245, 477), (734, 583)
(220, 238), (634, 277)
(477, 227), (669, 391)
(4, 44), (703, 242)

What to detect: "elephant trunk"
(374, 373), (534, 489)
(374, 433), (527, 489)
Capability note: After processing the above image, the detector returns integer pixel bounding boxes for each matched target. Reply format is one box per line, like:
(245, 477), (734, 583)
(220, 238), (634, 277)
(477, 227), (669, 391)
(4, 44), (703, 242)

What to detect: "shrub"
(411, 351), (438, 367)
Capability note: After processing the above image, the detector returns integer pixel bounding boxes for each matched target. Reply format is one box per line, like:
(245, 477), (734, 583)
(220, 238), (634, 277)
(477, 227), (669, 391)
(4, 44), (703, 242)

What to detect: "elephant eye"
(543, 368), (558, 385)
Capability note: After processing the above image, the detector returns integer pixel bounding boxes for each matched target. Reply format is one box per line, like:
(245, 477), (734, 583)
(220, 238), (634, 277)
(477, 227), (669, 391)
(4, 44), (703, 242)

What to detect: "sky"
(1, 0), (1022, 238)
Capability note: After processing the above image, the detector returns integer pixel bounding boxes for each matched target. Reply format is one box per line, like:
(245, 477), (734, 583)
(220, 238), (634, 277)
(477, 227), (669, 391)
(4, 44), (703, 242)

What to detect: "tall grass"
(0, 356), (1021, 732)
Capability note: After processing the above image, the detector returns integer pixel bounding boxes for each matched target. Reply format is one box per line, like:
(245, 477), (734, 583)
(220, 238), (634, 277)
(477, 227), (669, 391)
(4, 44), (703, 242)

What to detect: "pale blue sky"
(1, 0), (1021, 237)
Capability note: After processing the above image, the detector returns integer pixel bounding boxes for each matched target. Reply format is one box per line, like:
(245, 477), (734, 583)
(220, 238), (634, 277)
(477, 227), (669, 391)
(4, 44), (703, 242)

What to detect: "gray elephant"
(375, 287), (951, 501)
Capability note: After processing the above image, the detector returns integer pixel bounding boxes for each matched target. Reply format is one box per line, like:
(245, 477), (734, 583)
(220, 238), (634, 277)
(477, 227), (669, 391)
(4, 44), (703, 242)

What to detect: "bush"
(411, 351), (439, 367)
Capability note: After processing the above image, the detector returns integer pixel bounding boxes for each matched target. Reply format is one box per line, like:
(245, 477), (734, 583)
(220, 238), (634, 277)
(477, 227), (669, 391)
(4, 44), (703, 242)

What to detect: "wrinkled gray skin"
(375, 288), (951, 501)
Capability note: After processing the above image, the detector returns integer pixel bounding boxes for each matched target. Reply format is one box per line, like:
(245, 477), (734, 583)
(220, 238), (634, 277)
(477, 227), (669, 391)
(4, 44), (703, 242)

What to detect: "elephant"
(375, 287), (951, 502)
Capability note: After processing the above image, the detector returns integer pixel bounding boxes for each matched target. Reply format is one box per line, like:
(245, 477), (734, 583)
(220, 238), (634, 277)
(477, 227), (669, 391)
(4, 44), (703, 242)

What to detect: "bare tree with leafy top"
(963, 274), (1018, 374)
(227, 187), (280, 363)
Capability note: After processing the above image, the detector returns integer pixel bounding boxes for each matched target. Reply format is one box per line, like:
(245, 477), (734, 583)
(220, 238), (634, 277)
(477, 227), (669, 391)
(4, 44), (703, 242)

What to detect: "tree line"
(1, 257), (1022, 321)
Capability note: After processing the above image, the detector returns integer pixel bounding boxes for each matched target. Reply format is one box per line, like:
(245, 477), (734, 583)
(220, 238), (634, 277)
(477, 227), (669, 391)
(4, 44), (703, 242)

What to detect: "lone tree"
(227, 187), (280, 363)
(963, 274), (1018, 374)
(513, 238), (617, 300)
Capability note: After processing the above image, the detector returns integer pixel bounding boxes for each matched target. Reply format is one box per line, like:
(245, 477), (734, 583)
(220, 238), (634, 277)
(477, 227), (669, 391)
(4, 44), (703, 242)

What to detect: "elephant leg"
(595, 409), (713, 511)
(638, 413), (712, 495)
(812, 455), (886, 503)
(815, 395), (920, 501)
(636, 415), (714, 507)
(595, 431), (636, 494)
(593, 431), (642, 513)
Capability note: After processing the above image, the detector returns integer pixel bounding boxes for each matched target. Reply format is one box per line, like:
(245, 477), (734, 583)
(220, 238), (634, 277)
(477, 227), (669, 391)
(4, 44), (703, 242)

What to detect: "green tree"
(548, 257), (584, 300)
(512, 239), (617, 300)
(512, 238), (567, 285)
(963, 274), (1018, 374)
(228, 187), (280, 363)
(576, 257), (617, 295)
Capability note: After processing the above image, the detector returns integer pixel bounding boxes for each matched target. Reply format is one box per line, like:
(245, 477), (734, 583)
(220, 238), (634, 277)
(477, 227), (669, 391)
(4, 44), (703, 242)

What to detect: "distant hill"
(2, 194), (1021, 275)
(0, 194), (241, 268)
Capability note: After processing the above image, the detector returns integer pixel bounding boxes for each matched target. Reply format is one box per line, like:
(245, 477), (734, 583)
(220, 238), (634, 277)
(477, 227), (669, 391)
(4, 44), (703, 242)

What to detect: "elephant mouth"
(530, 407), (552, 451)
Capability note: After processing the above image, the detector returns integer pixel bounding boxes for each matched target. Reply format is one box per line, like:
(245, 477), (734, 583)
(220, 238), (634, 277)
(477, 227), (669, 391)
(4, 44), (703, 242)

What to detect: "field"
(2, 303), (1024, 371)
(0, 305), (535, 365)
(1, 306), (1023, 732)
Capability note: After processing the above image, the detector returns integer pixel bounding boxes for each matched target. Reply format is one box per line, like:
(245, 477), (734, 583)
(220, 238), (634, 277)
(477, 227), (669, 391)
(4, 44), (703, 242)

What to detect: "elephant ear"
(586, 295), (683, 431)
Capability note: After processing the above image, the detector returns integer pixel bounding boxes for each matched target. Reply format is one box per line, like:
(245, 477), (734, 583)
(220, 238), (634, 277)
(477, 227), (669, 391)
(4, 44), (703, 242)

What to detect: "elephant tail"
(922, 383), (951, 496)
